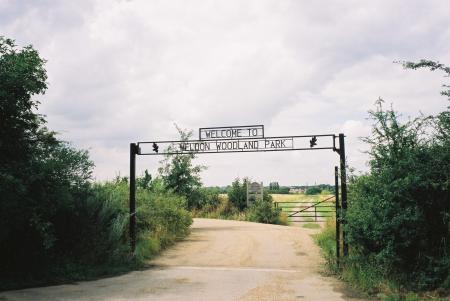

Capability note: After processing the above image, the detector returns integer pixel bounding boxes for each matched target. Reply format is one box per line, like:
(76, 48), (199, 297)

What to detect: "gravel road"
(1, 218), (367, 301)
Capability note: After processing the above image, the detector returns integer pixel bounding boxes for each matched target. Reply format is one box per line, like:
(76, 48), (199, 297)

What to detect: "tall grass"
(192, 195), (288, 225)
(0, 179), (192, 291)
(314, 218), (449, 301)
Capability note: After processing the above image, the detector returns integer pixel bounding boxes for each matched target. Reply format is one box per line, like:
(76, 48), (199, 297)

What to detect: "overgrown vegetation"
(193, 178), (287, 225)
(0, 38), (192, 290)
(305, 184), (333, 195)
(315, 60), (450, 300)
(158, 126), (208, 210)
(267, 182), (291, 194)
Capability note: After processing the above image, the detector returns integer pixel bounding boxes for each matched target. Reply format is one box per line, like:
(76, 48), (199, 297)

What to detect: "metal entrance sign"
(138, 136), (335, 155)
(137, 124), (335, 155)
(129, 124), (348, 263)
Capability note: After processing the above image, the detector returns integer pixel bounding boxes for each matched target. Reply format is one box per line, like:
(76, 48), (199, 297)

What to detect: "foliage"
(189, 187), (221, 209)
(192, 195), (242, 220)
(135, 182), (192, 259)
(305, 186), (322, 195)
(0, 37), (99, 283)
(158, 126), (206, 209)
(100, 175), (193, 262)
(400, 60), (450, 100)
(314, 218), (339, 273)
(0, 38), (192, 290)
(269, 182), (280, 190)
(267, 182), (290, 194)
(314, 60), (450, 298)
(316, 219), (449, 300)
(267, 186), (291, 194)
(305, 184), (334, 195)
(246, 199), (284, 225)
(193, 193), (287, 225)
(227, 178), (248, 210)
(346, 99), (449, 290)
(136, 169), (152, 189)
(0, 37), (48, 168)
(302, 223), (321, 229)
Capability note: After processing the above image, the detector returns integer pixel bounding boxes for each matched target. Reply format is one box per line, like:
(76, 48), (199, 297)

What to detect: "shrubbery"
(227, 178), (248, 210)
(0, 38), (192, 290)
(315, 61), (450, 299)
(246, 198), (285, 224)
(305, 186), (322, 195)
(346, 99), (449, 290)
(195, 180), (287, 225)
(192, 195), (242, 220)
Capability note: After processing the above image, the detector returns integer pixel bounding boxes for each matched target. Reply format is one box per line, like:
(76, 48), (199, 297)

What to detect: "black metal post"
(338, 134), (348, 257)
(335, 166), (340, 266)
(129, 143), (137, 253)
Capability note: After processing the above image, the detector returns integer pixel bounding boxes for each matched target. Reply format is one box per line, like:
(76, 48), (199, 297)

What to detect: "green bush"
(189, 187), (220, 209)
(227, 178), (248, 210)
(192, 195), (241, 219)
(99, 177), (192, 259)
(247, 198), (285, 225)
(346, 100), (449, 289)
(136, 186), (192, 251)
(305, 186), (322, 195)
(158, 127), (207, 209)
(0, 38), (193, 290)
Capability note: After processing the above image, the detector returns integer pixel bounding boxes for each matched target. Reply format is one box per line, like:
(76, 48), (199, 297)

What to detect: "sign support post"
(335, 166), (340, 266)
(338, 133), (348, 257)
(129, 143), (137, 253)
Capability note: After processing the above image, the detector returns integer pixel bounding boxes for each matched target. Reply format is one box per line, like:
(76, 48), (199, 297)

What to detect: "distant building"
(289, 187), (305, 194)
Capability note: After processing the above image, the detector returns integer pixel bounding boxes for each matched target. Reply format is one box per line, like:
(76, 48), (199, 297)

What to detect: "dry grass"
(271, 194), (333, 203)
(302, 223), (321, 229)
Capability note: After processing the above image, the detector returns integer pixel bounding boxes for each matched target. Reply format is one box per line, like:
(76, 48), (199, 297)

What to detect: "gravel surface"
(1, 218), (367, 301)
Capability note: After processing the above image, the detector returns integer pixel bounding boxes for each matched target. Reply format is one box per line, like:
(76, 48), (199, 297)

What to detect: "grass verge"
(302, 223), (321, 229)
(313, 218), (449, 301)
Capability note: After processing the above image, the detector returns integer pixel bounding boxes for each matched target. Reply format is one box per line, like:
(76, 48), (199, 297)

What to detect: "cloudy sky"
(2, 0), (449, 186)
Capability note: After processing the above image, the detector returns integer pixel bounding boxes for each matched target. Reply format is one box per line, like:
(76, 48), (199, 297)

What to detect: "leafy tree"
(0, 37), (193, 290)
(158, 126), (206, 209)
(346, 96), (449, 289)
(401, 59), (450, 100)
(227, 178), (248, 210)
(247, 200), (282, 224)
(227, 178), (271, 210)
(0, 37), (100, 277)
(269, 182), (280, 190)
(0, 37), (48, 168)
(137, 169), (152, 190)
(305, 186), (322, 195)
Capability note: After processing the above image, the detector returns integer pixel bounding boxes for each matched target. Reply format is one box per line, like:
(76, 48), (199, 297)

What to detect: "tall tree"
(0, 37), (94, 277)
(0, 37), (48, 167)
(158, 125), (206, 209)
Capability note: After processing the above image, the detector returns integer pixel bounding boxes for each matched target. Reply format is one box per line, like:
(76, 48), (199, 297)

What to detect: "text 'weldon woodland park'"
(180, 138), (293, 152)
(137, 125), (336, 155)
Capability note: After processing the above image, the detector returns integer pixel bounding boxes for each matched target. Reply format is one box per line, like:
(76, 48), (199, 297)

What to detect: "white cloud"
(2, 0), (450, 185)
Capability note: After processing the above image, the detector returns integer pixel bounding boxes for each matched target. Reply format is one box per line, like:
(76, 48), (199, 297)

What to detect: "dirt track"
(1, 218), (367, 301)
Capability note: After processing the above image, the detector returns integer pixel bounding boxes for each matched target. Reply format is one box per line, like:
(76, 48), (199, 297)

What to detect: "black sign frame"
(129, 126), (348, 262)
